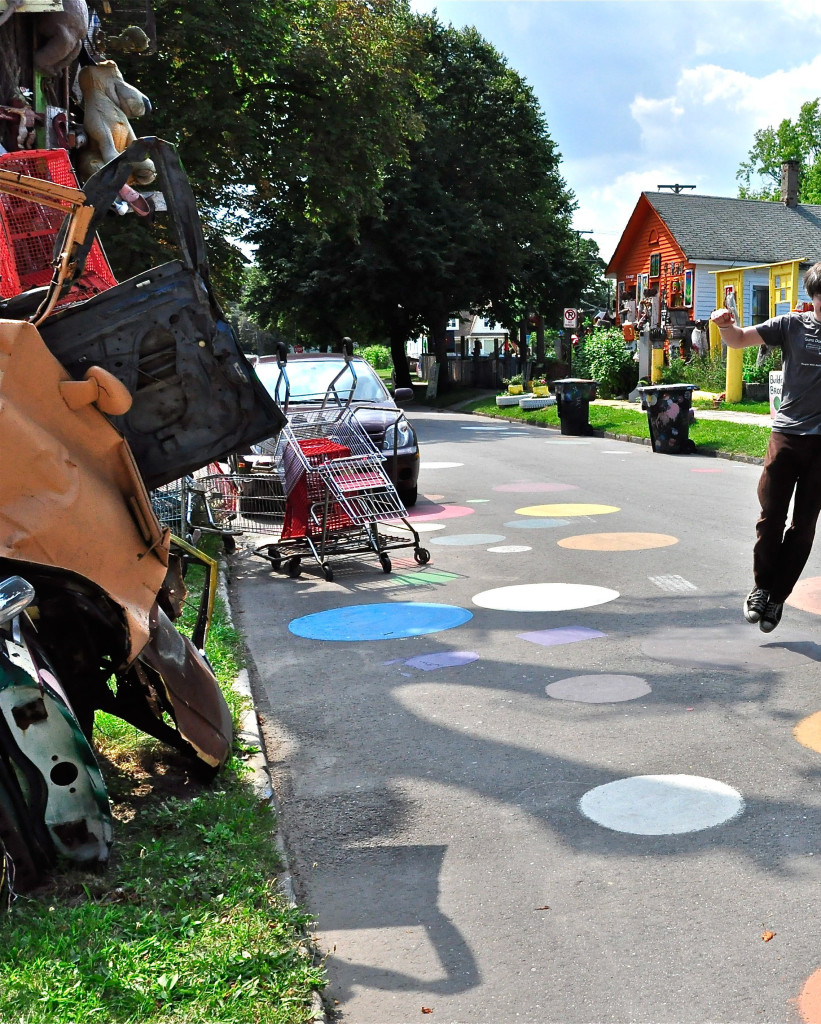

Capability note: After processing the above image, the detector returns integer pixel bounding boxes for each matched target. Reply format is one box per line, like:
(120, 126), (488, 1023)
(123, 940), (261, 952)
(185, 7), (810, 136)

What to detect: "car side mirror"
(0, 576), (34, 629)
(393, 387), (414, 404)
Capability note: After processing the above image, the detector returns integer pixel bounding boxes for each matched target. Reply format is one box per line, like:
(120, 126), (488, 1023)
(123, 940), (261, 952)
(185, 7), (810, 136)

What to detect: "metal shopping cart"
(193, 406), (429, 581)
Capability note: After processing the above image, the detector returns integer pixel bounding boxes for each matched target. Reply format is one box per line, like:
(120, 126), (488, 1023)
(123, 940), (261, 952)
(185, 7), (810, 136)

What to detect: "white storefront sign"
(769, 370), (783, 418)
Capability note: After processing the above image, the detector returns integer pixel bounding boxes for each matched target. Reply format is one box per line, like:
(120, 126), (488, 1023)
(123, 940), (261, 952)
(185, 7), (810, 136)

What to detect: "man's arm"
(710, 308), (765, 349)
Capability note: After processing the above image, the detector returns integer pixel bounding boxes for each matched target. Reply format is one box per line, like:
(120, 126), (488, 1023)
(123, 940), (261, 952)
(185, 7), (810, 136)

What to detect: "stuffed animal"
(76, 60), (155, 184)
(33, 0), (90, 77)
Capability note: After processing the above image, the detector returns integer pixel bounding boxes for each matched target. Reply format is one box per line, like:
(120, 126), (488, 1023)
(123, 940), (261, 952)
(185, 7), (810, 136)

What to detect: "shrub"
(359, 344), (392, 370)
(742, 344), (782, 383)
(660, 355), (727, 392)
(580, 327), (638, 398)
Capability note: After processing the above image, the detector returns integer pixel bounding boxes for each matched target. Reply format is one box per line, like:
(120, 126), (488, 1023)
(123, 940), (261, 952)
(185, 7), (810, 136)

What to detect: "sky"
(408, 0), (821, 263)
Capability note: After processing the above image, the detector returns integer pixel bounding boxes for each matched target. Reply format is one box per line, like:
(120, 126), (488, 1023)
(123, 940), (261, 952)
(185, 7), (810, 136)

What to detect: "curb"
(217, 567), (328, 1024)
(469, 409), (766, 466)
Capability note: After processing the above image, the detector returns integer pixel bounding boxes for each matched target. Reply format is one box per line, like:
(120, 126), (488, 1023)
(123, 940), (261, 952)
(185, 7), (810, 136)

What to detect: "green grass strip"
(463, 397), (771, 460)
(0, 558), (325, 1024)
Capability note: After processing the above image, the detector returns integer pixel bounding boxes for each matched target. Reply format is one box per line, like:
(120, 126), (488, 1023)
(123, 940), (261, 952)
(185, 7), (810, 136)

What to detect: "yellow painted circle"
(515, 503), (620, 518)
(558, 532), (678, 551)
(794, 711), (821, 754)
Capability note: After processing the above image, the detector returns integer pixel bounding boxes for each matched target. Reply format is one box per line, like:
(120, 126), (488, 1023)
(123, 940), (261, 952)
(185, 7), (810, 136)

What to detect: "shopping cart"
(194, 406), (429, 581)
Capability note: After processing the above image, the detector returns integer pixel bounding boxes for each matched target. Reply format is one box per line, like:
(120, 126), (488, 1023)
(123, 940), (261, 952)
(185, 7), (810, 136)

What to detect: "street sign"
(563, 308), (578, 329)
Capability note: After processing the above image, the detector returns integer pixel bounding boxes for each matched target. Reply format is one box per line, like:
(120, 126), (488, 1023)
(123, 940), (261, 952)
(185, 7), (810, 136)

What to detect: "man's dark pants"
(754, 431), (821, 602)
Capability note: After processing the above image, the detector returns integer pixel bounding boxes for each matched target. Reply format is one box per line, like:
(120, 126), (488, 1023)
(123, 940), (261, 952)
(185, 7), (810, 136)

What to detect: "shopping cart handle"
(276, 342), (288, 365)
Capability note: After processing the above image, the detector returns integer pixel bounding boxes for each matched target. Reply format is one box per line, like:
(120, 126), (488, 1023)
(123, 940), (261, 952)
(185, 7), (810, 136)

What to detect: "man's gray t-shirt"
(756, 312), (821, 434)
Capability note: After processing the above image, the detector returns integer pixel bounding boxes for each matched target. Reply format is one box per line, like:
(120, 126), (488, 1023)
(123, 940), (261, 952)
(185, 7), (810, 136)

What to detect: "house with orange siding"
(607, 166), (821, 327)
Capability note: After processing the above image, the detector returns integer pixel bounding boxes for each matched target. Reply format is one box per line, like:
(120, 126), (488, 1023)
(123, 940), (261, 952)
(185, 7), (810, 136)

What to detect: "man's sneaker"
(744, 587), (769, 623)
(759, 599), (784, 633)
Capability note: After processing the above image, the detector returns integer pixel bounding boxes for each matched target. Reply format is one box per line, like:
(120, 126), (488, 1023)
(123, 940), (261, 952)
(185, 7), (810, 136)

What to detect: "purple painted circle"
(493, 482), (578, 493)
(403, 651), (480, 671)
(546, 674), (651, 703)
(408, 504), (476, 522)
(504, 518), (571, 529)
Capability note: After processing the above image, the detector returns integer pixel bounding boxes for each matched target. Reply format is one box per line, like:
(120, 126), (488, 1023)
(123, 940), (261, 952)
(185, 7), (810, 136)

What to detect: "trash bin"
(550, 378), (598, 435)
(638, 384), (697, 454)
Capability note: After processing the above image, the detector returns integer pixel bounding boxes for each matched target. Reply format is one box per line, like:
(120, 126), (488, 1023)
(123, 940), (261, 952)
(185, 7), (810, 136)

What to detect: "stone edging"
(217, 568), (328, 1024)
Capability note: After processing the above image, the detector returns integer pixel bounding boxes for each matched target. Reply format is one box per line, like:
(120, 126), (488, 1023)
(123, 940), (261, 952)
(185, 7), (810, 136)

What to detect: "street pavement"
(231, 407), (821, 1024)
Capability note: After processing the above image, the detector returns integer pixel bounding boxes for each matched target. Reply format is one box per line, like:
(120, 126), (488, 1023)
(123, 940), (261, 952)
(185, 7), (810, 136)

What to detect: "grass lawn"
(0, 556), (325, 1024)
(463, 396), (772, 460)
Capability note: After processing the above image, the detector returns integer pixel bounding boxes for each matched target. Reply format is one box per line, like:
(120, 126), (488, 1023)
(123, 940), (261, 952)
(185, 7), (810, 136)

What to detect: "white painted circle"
(579, 775), (744, 835)
(422, 462), (463, 469)
(385, 521), (445, 534)
(487, 545), (532, 554)
(472, 582), (619, 612)
(546, 674), (651, 703)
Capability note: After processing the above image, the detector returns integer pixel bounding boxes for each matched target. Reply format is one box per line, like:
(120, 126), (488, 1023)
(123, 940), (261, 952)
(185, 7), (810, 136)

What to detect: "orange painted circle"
(794, 711), (821, 755)
(558, 532), (678, 552)
(787, 577), (821, 615)
(797, 967), (821, 1022)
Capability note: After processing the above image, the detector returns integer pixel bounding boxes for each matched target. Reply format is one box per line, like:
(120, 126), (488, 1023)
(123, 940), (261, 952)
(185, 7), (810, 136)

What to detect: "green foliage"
(360, 344), (393, 369)
(659, 355), (728, 392)
(577, 328), (638, 398)
(742, 344), (782, 383)
(737, 97), (821, 201)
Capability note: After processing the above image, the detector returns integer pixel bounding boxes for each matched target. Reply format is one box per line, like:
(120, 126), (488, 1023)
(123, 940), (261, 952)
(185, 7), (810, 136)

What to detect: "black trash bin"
(638, 384), (697, 454)
(551, 378), (598, 435)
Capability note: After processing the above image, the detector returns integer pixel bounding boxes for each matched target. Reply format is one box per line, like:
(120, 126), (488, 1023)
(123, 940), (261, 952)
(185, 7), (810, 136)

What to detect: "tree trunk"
(389, 325), (413, 389)
(431, 312), (451, 394)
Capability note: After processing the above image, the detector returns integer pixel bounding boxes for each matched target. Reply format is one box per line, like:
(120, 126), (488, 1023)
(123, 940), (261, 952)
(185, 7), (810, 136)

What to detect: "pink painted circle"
(691, 468), (723, 473)
(493, 481), (578, 493)
(787, 577), (821, 615)
(408, 504), (476, 522)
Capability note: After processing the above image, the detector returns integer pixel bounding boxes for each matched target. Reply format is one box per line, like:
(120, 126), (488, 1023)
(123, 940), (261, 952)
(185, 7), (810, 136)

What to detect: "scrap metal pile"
(0, 5), (287, 895)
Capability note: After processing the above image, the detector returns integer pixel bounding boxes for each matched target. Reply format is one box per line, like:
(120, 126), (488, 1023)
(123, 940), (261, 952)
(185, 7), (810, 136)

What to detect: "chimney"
(781, 160), (800, 207)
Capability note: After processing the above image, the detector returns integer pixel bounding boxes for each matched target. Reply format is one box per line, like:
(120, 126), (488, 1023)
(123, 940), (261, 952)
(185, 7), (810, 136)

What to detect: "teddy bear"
(76, 60), (155, 185)
(33, 0), (90, 77)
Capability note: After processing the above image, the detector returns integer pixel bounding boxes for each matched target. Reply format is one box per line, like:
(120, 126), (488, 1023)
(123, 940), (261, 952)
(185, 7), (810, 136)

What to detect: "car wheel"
(398, 484), (417, 508)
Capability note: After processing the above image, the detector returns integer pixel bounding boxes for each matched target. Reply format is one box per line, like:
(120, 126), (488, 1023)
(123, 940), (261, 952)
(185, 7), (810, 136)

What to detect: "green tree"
(97, 0), (428, 300)
(246, 18), (592, 388)
(737, 98), (821, 201)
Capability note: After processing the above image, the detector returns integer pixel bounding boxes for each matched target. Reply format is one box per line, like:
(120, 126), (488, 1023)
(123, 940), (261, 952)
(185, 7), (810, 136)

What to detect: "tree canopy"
(98, 0), (428, 298)
(244, 18), (593, 386)
(737, 98), (821, 202)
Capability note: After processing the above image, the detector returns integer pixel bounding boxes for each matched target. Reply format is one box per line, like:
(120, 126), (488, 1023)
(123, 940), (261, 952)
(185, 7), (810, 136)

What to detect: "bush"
(359, 344), (392, 370)
(659, 355), (727, 392)
(579, 327), (638, 398)
(742, 344), (782, 383)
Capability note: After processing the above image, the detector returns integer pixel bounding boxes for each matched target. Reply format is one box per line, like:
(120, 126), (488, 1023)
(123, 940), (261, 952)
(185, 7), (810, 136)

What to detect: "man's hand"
(711, 308), (735, 330)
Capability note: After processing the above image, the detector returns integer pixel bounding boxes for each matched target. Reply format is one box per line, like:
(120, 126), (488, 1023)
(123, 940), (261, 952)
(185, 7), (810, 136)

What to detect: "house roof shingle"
(644, 191), (821, 264)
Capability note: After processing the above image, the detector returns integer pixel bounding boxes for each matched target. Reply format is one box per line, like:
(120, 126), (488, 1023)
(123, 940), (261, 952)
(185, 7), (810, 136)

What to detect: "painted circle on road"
(797, 967), (821, 1023)
(546, 674), (651, 703)
(403, 651), (479, 671)
(787, 577), (821, 615)
(493, 481), (578, 493)
(515, 503), (620, 517)
(429, 534), (506, 546)
(794, 711), (821, 754)
(504, 518), (571, 530)
(422, 462), (463, 470)
(487, 545), (532, 553)
(386, 520), (445, 533)
(409, 504), (475, 522)
(558, 532), (678, 551)
(473, 582), (619, 612)
(289, 602), (473, 641)
(579, 775), (745, 835)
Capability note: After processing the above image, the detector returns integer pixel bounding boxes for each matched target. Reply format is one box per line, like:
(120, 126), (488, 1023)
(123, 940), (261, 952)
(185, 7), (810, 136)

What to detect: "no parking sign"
(563, 307), (578, 330)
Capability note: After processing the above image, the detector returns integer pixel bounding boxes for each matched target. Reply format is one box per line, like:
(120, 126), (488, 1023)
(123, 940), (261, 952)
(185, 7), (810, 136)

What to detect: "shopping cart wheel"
(414, 548), (431, 565)
(379, 553), (392, 574)
(287, 557), (302, 578)
(321, 563), (334, 582)
(222, 534), (237, 555)
(264, 545), (282, 570)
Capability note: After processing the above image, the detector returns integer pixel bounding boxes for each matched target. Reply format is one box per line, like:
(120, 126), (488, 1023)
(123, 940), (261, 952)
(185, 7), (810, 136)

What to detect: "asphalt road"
(232, 408), (821, 1024)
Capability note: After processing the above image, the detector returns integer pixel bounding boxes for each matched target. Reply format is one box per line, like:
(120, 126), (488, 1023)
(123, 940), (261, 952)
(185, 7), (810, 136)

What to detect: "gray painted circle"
(504, 518), (571, 529)
(579, 774), (745, 835)
(546, 674), (651, 703)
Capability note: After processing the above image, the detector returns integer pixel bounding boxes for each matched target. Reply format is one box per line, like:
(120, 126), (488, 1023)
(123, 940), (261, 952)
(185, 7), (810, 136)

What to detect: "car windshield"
(256, 358), (390, 404)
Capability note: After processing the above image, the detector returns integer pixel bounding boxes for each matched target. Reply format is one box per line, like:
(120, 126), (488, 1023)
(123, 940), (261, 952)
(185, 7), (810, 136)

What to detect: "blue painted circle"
(289, 602), (473, 641)
(504, 518), (571, 530)
(430, 534), (506, 546)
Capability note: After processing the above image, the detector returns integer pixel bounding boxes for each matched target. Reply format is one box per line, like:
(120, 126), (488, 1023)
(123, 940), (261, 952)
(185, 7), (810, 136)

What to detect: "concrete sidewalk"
(597, 398), (773, 426)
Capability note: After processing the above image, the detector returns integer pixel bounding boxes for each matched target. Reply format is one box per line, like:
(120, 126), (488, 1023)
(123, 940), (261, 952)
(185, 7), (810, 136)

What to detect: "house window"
(649, 253), (661, 278)
(752, 286), (769, 324)
(447, 318), (459, 331)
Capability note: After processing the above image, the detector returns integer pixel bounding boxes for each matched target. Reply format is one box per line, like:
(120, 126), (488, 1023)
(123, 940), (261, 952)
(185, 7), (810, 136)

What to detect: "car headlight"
(384, 416), (416, 451)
